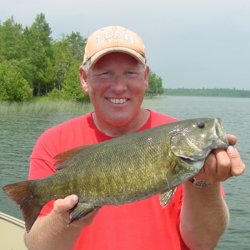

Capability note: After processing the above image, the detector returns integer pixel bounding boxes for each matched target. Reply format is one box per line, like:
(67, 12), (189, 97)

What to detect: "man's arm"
(24, 195), (98, 250)
(180, 135), (245, 250)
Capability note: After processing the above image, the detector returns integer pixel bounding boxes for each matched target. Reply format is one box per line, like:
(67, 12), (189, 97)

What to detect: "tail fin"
(2, 181), (43, 232)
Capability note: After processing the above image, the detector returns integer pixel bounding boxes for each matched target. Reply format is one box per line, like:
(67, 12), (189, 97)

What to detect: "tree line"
(164, 88), (250, 98)
(0, 14), (163, 102)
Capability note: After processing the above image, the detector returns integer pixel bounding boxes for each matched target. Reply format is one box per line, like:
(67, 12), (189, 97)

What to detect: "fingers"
(227, 146), (245, 176)
(195, 153), (217, 182)
(196, 150), (231, 183)
(195, 144), (245, 184)
(227, 134), (237, 146)
(225, 134), (245, 176)
(213, 149), (232, 181)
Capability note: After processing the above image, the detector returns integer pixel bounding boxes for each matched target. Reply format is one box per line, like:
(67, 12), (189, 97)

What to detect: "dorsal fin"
(53, 140), (111, 170)
(54, 146), (83, 164)
(54, 145), (89, 170)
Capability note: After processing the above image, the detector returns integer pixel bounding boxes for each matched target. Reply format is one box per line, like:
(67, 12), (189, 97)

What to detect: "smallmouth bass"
(3, 118), (229, 231)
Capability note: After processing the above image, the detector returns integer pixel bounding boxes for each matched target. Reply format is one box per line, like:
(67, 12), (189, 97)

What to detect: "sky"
(1, 0), (250, 89)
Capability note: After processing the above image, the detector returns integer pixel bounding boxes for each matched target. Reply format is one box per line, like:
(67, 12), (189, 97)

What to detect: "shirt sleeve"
(28, 130), (58, 216)
(28, 128), (58, 180)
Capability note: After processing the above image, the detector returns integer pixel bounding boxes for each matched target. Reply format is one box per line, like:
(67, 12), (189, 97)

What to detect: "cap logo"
(95, 31), (135, 46)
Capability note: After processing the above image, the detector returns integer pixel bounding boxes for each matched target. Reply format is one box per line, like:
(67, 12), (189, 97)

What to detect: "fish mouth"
(177, 155), (207, 174)
(178, 153), (207, 169)
(179, 135), (228, 165)
(179, 155), (197, 165)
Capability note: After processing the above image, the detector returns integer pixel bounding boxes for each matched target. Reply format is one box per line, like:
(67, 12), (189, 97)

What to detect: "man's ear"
(144, 65), (150, 90)
(79, 66), (88, 93)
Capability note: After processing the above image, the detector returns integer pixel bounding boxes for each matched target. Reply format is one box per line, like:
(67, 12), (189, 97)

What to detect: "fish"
(2, 118), (229, 232)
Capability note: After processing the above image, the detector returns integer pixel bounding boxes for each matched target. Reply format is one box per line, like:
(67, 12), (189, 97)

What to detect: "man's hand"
(195, 134), (245, 183)
(53, 194), (98, 228)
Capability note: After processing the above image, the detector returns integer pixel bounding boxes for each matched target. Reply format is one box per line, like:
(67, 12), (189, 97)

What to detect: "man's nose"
(111, 76), (127, 92)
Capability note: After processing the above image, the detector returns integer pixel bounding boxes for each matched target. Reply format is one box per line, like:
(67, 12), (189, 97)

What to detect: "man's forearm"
(180, 181), (229, 250)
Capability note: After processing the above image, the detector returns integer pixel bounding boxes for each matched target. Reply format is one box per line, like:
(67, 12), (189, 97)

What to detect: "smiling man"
(80, 52), (149, 137)
(24, 26), (245, 250)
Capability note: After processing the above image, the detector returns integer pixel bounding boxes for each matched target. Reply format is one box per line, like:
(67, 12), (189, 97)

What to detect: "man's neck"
(92, 109), (150, 137)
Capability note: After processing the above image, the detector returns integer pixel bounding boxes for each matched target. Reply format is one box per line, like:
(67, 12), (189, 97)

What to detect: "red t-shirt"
(29, 110), (189, 250)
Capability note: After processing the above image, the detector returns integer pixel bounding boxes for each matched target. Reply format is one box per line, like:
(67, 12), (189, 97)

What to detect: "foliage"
(52, 33), (86, 93)
(48, 62), (89, 102)
(0, 60), (33, 101)
(0, 17), (23, 61)
(0, 14), (162, 102)
(61, 62), (89, 102)
(21, 13), (54, 96)
(147, 71), (164, 96)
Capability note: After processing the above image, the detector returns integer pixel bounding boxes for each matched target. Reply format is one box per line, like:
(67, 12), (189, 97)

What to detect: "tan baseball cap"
(82, 26), (147, 71)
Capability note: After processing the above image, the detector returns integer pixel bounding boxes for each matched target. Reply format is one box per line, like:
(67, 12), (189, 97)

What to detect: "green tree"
(65, 32), (86, 61)
(52, 39), (76, 91)
(147, 71), (164, 95)
(0, 17), (23, 61)
(0, 60), (33, 101)
(0, 14), (166, 102)
(53, 40), (70, 90)
(50, 32), (86, 98)
(60, 62), (89, 102)
(21, 13), (54, 96)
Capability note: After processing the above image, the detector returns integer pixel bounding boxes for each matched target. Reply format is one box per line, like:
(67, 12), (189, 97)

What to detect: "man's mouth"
(108, 98), (128, 104)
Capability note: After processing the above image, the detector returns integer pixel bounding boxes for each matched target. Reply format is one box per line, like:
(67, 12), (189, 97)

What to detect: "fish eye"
(197, 121), (205, 129)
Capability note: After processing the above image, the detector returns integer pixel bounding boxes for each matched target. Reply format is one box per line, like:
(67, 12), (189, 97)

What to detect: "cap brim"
(83, 47), (146, 71)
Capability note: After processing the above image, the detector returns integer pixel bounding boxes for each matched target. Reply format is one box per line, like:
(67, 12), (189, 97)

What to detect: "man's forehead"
(91, 52), (144, 68)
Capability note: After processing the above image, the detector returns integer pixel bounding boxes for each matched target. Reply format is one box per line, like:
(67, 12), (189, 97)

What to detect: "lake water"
(0, 96), (249, 249)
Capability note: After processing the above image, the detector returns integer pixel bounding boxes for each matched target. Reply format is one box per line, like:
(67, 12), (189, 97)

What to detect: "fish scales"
(34, 125), (176, 205)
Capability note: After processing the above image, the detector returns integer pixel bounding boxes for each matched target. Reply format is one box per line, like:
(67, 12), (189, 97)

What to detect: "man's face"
(82, 52), (149, 129)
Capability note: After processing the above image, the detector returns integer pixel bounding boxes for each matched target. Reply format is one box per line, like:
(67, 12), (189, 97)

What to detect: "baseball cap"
(82, 26), (147, 71)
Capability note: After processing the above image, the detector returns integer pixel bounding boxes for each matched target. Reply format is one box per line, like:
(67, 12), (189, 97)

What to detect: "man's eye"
(98, 72), (112, 79)
(126, 72), (138, 78)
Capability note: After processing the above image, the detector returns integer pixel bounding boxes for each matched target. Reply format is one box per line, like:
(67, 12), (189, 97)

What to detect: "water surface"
(0, 96), (249, 249)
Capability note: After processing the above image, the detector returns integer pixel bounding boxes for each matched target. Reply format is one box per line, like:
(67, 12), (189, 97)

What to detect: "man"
(24, 26), (245, 250)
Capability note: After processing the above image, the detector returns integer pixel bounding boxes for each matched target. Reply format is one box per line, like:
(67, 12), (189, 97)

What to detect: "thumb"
(54, 194), (79, 213)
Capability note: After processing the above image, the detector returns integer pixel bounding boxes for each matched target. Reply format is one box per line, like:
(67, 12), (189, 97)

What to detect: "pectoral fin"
(160, 187), (177, 207)
(69, 202), (99, 224)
